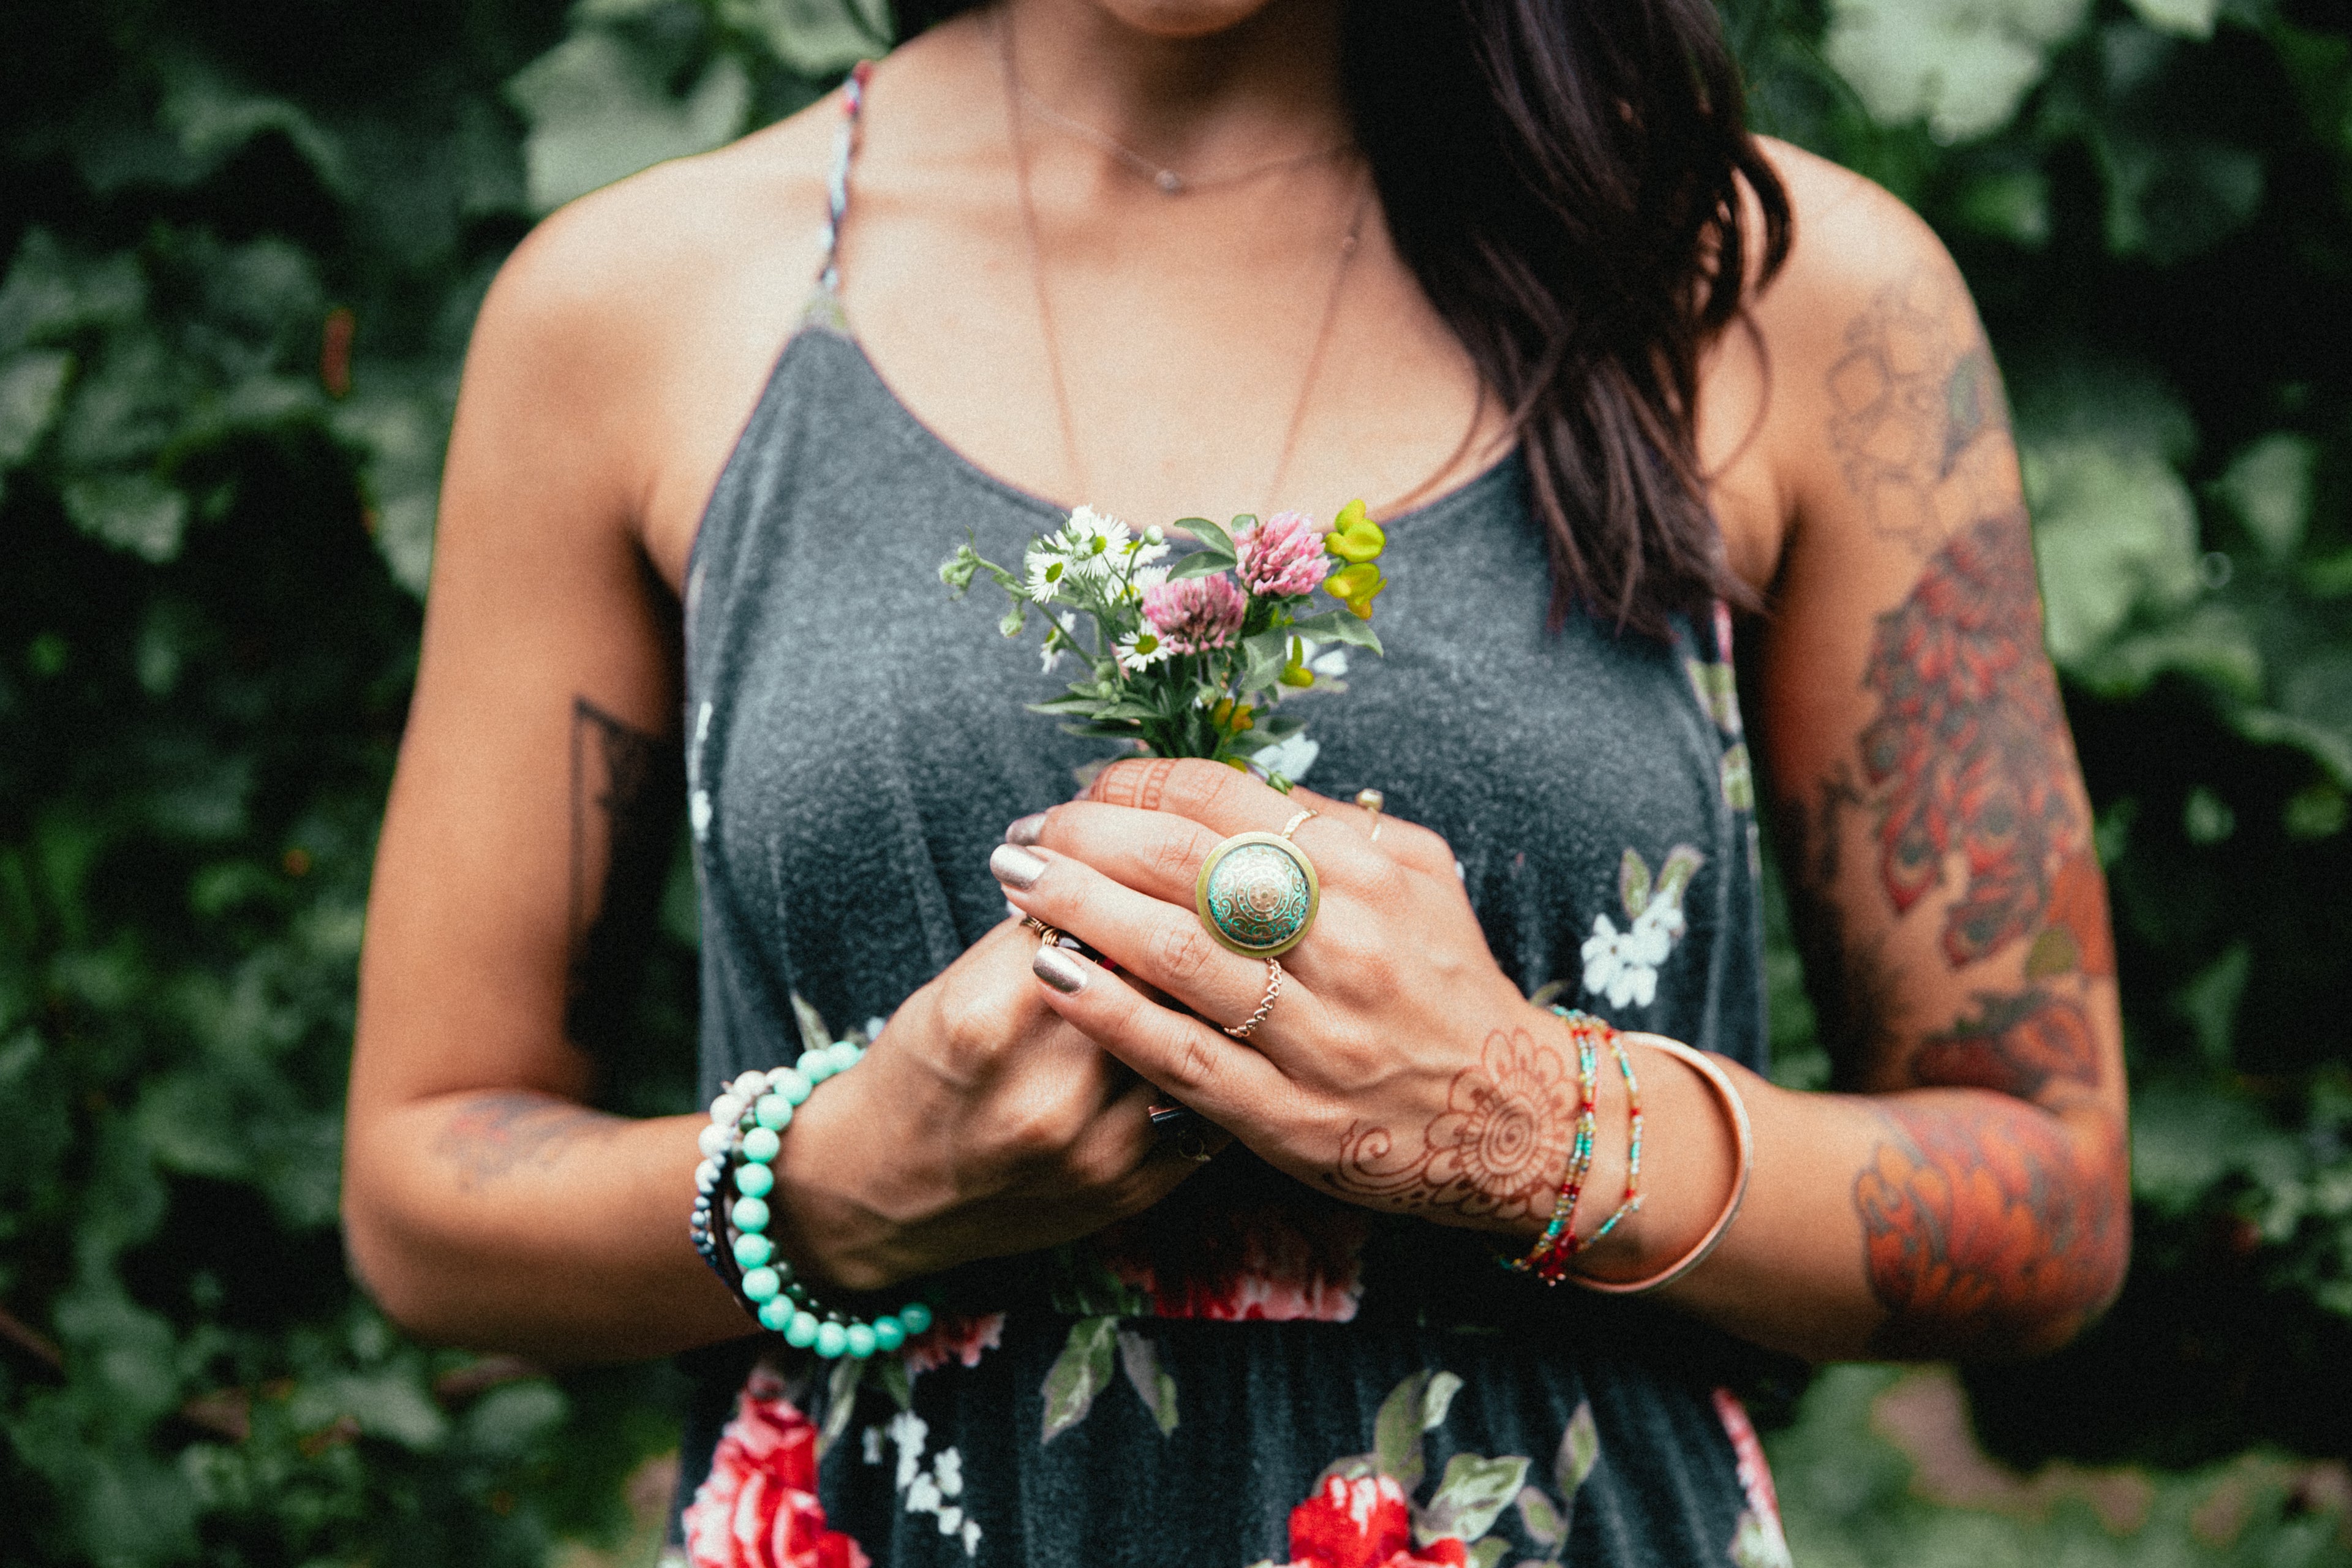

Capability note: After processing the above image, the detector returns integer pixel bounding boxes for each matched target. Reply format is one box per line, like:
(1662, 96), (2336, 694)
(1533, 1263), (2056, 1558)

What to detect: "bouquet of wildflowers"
(940, 500), (1389, 786)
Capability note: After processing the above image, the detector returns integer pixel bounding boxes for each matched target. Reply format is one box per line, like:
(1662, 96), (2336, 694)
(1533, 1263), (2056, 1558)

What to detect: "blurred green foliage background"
(4, 0), (2351, 1562)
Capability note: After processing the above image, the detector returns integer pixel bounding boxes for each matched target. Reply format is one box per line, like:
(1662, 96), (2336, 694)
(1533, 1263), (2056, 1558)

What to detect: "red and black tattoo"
(1326, 1027), (1580, 1226)
(1855, 1099), (2127, 1358)
(1860, 513), (2087, 968)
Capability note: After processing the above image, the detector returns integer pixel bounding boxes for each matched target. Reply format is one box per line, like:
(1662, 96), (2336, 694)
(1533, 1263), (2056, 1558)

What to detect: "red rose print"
(682, 1370), (870, 1568)
(900, 1311), (1006, 1378)
(1098, 1203), (1366, 1322)
(1278, 1474), (1469, 1568)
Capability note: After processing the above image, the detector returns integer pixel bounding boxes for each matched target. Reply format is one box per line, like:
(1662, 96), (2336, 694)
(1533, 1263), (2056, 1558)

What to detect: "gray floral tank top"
(666, 66), (1792, 1568)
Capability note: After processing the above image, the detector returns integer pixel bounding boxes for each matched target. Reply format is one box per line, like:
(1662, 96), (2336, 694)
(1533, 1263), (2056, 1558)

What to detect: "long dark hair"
(893, 0), (1792, 636)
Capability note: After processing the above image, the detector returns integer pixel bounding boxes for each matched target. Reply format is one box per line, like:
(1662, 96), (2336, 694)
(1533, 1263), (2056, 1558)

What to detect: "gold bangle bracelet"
(1569, 1035), (1752, 1297)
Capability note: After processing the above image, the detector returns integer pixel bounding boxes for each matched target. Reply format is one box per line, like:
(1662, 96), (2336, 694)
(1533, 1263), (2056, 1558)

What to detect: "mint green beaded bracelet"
(704, 1042), (933, 1360)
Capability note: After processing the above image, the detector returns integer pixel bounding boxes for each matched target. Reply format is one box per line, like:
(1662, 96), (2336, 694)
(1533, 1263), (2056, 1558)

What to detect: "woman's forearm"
(1567, 1044), (2129, 1363)
(342, 1091), (754, 1363)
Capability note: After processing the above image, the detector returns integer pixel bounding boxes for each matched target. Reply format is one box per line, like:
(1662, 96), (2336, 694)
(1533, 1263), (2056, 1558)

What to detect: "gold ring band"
(1223, 958), (1284, 1039)
(1280, 808), (1318, 840)
(1354, 788), (1385, 841)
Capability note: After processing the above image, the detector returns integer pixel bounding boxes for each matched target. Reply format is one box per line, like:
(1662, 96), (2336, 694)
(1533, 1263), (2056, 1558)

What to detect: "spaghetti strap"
(816, 59), (873, 296)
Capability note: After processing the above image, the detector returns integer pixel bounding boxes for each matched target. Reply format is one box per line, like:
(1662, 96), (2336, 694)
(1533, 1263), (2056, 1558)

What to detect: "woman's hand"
(767, 916), (1206, 1293)
(988, 757), (1586, 1238)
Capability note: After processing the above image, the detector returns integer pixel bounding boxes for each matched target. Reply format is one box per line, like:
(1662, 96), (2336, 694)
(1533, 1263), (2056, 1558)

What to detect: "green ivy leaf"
(1040, 1315), (1118, 1442)
(1555, 1400), (1600, 1498)
(1373, 1370), (1434, 1490)
(1115, 1328), (1179, 1436)
(1515, 1484), (1564, 1549)
(1416, 1452), (1529, 1547)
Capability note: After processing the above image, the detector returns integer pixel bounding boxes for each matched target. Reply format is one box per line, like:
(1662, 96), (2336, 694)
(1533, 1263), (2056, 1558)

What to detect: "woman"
(344, 1), (2130, 1562)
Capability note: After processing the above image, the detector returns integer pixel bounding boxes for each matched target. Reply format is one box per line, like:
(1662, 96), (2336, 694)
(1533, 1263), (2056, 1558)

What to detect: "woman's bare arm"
(991, 145), (2127, 1364)
(342, 164), (756, 1360)
(1679, 143), (2128, 1358)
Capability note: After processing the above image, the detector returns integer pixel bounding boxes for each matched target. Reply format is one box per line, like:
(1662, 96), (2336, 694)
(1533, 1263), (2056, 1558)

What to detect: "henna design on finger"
(1324, 1027), (1577, 1224)
(1091, 756), (1178, 810)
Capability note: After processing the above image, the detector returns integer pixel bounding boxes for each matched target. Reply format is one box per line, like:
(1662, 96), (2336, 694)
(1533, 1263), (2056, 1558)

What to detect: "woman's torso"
(657, 32), (1797, 1567)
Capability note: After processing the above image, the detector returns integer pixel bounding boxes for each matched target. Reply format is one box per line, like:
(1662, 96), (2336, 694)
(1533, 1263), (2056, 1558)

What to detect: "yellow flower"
(1211, 698), (1256, 734)
(1325, 562), (1385, 619)
(1325, 498), (1385, 565)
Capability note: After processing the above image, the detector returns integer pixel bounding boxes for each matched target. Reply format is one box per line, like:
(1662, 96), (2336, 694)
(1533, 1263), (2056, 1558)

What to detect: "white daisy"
(1024, 548), (1075, 605)
(1114, 628), (1171, 673)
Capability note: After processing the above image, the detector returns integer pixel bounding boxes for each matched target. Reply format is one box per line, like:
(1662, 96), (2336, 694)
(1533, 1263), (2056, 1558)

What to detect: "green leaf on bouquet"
(1174, 515), (1238, 561)
(1238, 628), (1293, 696)
(1286, 610), (1384, 654)
(1416, 1452), (1529, 1547)
(1058, 720), (1149, 739)
(1041, 1315), (1118, 1442)
(1167, 552), (1235, 581)
(1030, 695), (1110, 715)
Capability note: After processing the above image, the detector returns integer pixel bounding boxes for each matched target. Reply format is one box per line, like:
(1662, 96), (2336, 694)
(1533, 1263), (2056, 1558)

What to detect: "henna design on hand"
(1089, 756), (1178, 811)
(1855, 1098), (2127, 1358)
(1325, 1027), (1578, 1225)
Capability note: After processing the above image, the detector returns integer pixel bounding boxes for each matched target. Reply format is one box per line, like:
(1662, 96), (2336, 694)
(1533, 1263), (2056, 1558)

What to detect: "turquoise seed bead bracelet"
(692, 1042), (934, 1359)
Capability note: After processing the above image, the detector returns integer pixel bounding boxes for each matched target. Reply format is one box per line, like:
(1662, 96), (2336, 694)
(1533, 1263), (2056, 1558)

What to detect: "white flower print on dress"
(880, 1408), (981, 1558)
(1581, 845), (1704, 1011)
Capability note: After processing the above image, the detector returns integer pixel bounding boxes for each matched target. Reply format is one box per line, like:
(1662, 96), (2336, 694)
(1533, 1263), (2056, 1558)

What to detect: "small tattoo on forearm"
(434, 1092), (618, 1193)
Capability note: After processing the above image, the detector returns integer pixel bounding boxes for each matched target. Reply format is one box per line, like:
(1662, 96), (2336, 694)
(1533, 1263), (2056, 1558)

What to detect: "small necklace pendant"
(1155, 169), (1184, 195)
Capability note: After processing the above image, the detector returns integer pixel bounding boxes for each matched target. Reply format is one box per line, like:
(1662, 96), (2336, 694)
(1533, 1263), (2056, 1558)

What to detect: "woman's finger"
(1024, 942), (1289, 1135)
(990, 842), (1333, 1047)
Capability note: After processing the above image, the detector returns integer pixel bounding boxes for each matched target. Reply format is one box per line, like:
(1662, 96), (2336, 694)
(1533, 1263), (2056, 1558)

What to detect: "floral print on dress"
(1712, 1388), (1793, 1568)
(1095, 1201), (1368, 1324)
(1248, 1370), (1602, 1568)
(899, 1311), (1005, 1381)
(876, 1408), (982, 1558)
(1581, 844), (1705, 1009)
(682, 1367), (870, 1568)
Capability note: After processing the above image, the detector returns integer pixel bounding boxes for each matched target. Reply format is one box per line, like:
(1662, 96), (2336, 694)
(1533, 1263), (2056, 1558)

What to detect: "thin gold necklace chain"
(1011, 77), (1354, 197)
(995, 9), (1369, 516)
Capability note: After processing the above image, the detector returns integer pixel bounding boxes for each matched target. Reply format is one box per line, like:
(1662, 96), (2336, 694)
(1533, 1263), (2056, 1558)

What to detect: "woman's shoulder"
(1744, 136), (1975, 362)
(472, 92), (846, 366)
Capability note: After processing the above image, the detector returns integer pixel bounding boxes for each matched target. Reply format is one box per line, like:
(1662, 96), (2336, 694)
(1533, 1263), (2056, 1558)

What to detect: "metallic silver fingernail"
(1033, 943), (1088, 993)
(1006, 812), (1049, 846)
(990, 843), (1047, 889)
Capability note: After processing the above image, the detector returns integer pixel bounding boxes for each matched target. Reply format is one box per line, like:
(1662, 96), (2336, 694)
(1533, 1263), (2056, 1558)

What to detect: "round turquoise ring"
(1194, 831), (1321, 957)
